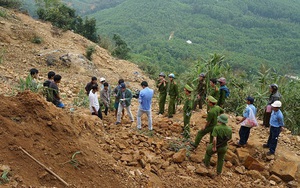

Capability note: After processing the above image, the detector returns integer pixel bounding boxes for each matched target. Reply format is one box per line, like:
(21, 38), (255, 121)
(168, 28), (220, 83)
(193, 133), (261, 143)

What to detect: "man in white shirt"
(89, 84), (102, 120)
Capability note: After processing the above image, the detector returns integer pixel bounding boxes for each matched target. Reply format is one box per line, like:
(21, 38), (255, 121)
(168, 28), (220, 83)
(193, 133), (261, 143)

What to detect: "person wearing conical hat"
(191, 96), (224, 148)
(182, 84), (194, 139)
(167, 73), (178, 118)
(156, 72), (168, 115)
(203, 114), (232, 175)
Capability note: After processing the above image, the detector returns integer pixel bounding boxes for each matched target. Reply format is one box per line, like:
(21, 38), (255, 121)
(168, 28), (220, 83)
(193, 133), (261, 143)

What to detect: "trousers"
(158, 93), (167, 114)
(238, 126), (251, 145)
(117, 104), (133, 123)
(137, 109), (152, 130)
(204, 143), (228, 174)
(194, 126), (214, 148)
(168, 96), (176, 117)
(267, 126), (281, 154)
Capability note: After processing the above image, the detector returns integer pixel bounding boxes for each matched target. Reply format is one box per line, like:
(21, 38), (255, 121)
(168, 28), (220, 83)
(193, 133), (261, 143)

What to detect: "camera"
(132, 89), (140, 99)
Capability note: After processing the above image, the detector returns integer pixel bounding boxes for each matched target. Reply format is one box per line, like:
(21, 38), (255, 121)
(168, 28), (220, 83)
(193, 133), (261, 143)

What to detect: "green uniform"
(194, 105), (224, 147)
(207, 86), (219, 112)
(204, 123), (232, 174)
(217, 88), (226, 107)
(193, 80), (206, 110)
(167, 81), (178, 117)
(156, 79), (168, 114)
(210, 86), (219, 101)
(183, 95), (193, 138)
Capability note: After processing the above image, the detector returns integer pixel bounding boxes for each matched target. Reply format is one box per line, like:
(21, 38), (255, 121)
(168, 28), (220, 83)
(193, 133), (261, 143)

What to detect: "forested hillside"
(22, 0), (300, 76)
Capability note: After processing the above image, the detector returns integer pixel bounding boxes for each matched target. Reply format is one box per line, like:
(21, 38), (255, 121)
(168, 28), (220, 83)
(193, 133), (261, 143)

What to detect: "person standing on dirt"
(49, 74), (65, 108)
(263, 101), (284, 155)
(43, 71), (55, 87)
(217, 77), (229, 108)
(263, 84), (281, 127)
(85, 77), (97, 96)
(209, 78), (219, 100)
(156, 72), (168, 115)
(203, 114), (232, 176)
(115, 83), (134, 125)
(100, 77), (111, 92)
(167, 73), (179, 118)
(137, 81), (154, 130)
(236, 96), (257, 147)
(89, 84), (102, 120)
(43, 71), (55, 102)
(113, 79), (125, 117)
(30, 68), (39, 89)
(193, 73), (206, 111)
(191, 96), (224, 148)
(182, 84), (193, 139)
(100, 82), (110, 116)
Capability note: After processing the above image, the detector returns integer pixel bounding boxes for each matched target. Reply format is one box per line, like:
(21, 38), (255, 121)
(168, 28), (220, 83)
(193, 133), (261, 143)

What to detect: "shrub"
(85, 45), (96, 61)
(0, 9), (7, 17)
(18, 75), (42, 93)
(73, 89), (89, 107)
(31, 35), (43, 44)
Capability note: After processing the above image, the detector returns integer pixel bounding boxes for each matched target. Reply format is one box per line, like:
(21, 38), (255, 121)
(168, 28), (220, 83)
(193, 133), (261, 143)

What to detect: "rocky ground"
(0, 7), (300, 188)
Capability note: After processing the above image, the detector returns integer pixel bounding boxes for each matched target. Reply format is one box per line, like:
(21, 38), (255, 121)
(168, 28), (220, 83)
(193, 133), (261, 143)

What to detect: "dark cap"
(120, 83), (126, 88)
(246, 96), (254, 103)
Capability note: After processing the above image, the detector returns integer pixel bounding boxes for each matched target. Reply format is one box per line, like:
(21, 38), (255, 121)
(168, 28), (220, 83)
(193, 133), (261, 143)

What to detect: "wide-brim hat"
(207, 95), (217, 103)
(184, 84), (193, 92)
(218, 114), (228, 124)
(271, 100), (282, 108)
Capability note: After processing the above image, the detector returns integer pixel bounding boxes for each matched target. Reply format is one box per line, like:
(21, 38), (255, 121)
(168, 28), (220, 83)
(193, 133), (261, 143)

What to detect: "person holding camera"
(137, 81), (154, 130)
(156, 72), (168, 115)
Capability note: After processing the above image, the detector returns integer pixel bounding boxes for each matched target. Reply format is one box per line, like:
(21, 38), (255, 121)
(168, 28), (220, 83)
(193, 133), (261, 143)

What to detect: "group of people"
(84, 77), (154, 131)
(28, 68), (65, 108)
(30, 68), (284, 176)
(157, 72), (284, 175)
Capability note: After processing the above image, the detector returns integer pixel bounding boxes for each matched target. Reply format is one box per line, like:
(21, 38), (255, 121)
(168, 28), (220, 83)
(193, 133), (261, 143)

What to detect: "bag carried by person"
(241, 106), (258, 128)
(220, 85), (230, 98)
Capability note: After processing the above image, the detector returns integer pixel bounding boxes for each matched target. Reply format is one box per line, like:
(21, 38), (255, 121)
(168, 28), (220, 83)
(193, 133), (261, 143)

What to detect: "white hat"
(271, 101), (282, 108)
(100, 77), (105, 82)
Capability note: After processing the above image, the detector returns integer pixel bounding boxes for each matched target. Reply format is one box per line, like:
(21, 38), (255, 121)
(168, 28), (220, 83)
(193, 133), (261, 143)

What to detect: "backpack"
(220, 85), (230, 98)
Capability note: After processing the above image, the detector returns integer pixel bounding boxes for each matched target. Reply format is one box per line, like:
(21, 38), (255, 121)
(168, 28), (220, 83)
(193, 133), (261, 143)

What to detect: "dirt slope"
(0, 7), (300, 188)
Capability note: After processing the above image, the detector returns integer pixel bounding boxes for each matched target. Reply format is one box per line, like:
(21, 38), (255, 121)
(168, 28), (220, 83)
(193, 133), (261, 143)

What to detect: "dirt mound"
(0, 91), (138, 187)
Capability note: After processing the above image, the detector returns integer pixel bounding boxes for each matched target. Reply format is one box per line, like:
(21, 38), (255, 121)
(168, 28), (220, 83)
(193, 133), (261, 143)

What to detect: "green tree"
(35, 0), (98, 42)
(112, 34), (130, 59)
(0, 0), (22, 9)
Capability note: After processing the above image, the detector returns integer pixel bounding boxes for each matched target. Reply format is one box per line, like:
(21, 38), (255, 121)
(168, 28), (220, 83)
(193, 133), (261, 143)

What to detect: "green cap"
(184, 84), (193, 92)
(207, 95), (217, 103)
(217, 114), (228, 124)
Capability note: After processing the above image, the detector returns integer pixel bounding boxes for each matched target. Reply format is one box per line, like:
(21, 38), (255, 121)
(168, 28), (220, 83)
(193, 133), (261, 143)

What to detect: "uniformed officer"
(191, 96), (224, 148)
(193, 73), (206, 111)
(183, 84), (193, 139)
(167, 73), (178, 118)
(204, 114), (232, 175)
(156, 72), (168, 115)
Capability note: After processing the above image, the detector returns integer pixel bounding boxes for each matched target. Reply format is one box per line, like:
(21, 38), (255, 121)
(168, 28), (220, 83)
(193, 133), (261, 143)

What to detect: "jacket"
(268, 91), (281, 105)
(116, 88), (133, 106)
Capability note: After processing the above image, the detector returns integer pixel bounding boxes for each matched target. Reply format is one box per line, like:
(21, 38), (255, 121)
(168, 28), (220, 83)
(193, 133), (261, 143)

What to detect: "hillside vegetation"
(87, 0), (300, 75)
